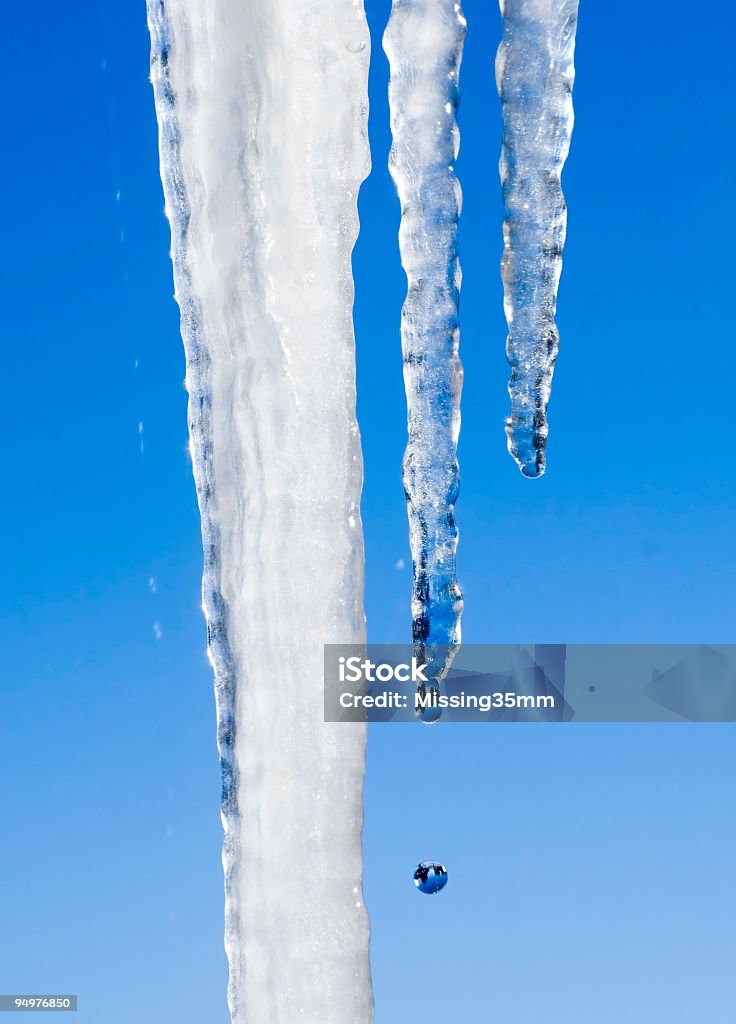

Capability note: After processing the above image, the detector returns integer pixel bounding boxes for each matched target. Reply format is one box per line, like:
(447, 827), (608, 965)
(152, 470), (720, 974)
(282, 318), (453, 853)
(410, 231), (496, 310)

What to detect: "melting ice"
(384, 0), (466, 718)
(497, 0), (579, 477)
(147, 1), (373, 1020)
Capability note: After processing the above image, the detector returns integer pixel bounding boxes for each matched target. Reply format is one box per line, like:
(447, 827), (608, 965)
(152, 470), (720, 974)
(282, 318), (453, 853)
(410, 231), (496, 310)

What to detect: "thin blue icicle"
(384, 0), (466, 719)
(497, 0), (579, 478)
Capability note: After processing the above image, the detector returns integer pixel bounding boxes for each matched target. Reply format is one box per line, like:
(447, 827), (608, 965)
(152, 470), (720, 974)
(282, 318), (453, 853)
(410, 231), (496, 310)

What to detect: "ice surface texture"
(384, 0), (465, 693)
(496, 0), (579, 477)
(147, 2), (373, 1021)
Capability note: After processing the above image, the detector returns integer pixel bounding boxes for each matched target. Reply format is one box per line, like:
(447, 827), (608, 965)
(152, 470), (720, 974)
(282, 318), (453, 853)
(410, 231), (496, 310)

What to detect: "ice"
(496, 0), (579, 477)
(146, 1), (373, 1020)
(383, 0), (466, 711)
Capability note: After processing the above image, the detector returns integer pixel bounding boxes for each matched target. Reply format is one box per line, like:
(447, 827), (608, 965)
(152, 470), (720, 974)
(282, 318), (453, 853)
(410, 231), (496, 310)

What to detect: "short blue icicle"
(497, 0), (579, 477)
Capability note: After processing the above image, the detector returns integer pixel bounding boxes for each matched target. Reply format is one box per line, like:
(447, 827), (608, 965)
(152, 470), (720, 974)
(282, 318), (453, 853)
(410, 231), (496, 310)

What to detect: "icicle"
(384, 0), (466, 720)
(147, 1), (373, 1020)
(497, 0), (579, 477)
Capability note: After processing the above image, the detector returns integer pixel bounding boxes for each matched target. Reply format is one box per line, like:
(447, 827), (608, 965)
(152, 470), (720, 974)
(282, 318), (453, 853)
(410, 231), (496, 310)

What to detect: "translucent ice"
(496, 0), (579, 477)
(384, 0), (466, 711)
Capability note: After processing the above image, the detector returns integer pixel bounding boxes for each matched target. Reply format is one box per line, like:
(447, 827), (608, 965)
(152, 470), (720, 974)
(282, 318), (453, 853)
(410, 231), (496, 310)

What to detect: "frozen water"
(147, 1), (373, 1021)
(384, 0), (466, 711)
(496, 0), (579, 477)
(414, 861), (449, 895)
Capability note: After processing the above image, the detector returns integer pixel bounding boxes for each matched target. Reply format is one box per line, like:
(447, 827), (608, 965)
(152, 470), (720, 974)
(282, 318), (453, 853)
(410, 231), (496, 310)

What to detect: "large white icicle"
(147, 2), (373, 1021)
(497, 0), (578, 478)
(384, 0), (465, 718)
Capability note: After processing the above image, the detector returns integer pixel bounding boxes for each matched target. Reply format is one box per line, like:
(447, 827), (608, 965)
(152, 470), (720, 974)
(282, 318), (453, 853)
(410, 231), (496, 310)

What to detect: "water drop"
(413, 861), (448, 895)
(416, 680), (443, 724)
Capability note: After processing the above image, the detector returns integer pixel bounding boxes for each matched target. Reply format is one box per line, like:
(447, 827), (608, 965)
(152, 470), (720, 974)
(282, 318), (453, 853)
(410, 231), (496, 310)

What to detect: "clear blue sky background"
(1, 1), (735, 1021)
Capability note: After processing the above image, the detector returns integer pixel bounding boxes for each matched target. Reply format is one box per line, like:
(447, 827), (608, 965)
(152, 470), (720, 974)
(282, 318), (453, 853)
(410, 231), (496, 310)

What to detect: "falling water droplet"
(416, 680), (443, 724)
(413, 861), (448, 895)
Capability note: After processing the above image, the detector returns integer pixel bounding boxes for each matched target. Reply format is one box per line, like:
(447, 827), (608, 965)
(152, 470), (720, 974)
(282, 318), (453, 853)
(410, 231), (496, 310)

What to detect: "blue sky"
(1, 1), (735, 1021)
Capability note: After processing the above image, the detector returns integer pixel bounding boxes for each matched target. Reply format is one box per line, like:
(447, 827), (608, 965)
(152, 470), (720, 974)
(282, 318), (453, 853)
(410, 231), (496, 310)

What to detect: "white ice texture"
(147, 2), (373, 1021)
(496, 0), (578, 477)
(384, 0), (465, 691)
